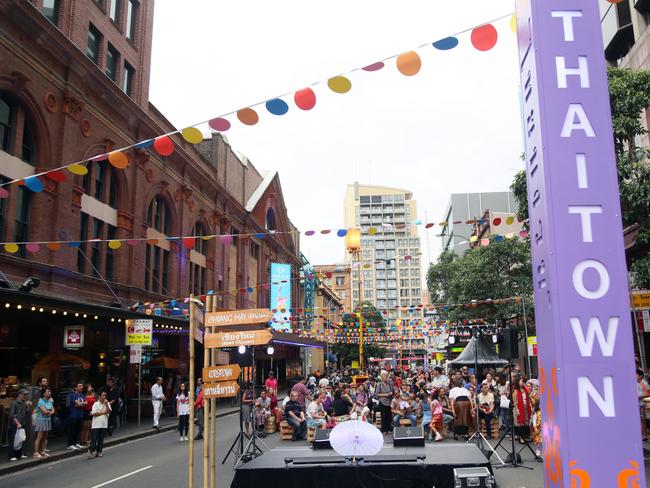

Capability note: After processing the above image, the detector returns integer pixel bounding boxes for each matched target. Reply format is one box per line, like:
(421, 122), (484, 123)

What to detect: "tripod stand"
(493, 359), (539, 470)
(466, 329), (504, 465)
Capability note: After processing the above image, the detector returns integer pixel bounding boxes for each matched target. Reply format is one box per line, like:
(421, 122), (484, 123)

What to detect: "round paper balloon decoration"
(396, 51), (421, 76)
(208, 118), (231, 132)
(181, 127), (203, 144)
(68, 164), (88, 175)
(433, 37), (459, 50)
(108, 151), (129, 169)
(153, 136), (174, 156)
(265, 98), (289, 116)
(327, 76), (352, 94)
(294, 88), (316, 110)
(471, 24), (498, 51)
(237, 108), (259, 126)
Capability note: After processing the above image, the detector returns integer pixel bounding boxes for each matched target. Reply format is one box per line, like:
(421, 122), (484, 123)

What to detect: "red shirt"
(84, 394), (96, 412)
(195, 389), (204, 409)
(265, 378), (278, 396)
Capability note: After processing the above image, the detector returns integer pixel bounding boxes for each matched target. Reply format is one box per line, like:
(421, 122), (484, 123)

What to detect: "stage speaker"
(392, 426), (424, 447)
(498, 327), (519, 359)
(453, 467), (496, 487)
(312, 428), (332, 449)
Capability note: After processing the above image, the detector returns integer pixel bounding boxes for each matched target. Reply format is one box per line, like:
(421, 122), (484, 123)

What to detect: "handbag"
(500, 396), (510, 409)
(13, 427), (26, 450)
(32, 410), (38, 427)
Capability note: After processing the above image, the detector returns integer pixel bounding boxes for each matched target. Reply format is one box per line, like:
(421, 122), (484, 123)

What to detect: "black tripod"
(493, 359), (539, 470)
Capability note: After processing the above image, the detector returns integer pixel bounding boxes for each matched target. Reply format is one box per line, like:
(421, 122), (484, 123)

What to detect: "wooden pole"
(209, 297), (216, 488)
(203, 295), (212, 488)
(188, 294), (196, 488)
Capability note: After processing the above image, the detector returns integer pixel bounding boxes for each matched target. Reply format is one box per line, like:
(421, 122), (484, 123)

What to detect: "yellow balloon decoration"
(509, 14), (516, 33)
(367, 227), (377, 235)
(327, 76), (352, 94)
(68, 164), (89, 175)
(108, 240), (122, 250)
(181, 127), (203, 144)
(506, 216), (515, 225)
(4, 243), (19, 253)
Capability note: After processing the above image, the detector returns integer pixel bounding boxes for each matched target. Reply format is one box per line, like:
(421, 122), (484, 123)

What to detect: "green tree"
(510, 67), (650, 288)
(427, 239), (533, 325)
(331, 301), (387, 368)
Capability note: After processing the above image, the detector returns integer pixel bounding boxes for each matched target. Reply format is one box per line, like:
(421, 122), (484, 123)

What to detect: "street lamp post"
(346, 228), (364, 371)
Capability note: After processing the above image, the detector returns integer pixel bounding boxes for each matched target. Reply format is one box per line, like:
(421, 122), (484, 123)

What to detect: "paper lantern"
(345, 228), (361, 251)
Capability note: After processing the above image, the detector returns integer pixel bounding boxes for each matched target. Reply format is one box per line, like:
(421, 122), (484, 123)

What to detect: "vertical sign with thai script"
(515, 1), (645, 486)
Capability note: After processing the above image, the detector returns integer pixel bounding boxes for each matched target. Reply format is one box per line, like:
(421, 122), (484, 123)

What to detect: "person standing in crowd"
(34, 387), (54, 458)
(105, 378), (120, 436)
(80, 384), (96, 447)
(264, 371), (278, 409)
(438, 387), (454, 429)
(291, 376), (312, 411)
(636, 368), (650, 441)
(28, 377), (48, 456)
(512, 375), (532, 442)
(194, 383), (204, 440)
(477, 383), (496, 439)
(419, 392), (432, 440)
(449, 380), (473, 440)
(176, 383), (190, 442)
(430, 390), (444, 442)
(195, 378), (203, 398)
(496, 373), (510, 431)
(531, 400), (543, 460)
(375, 370), (394, 435)
(67, 382), (87, 450)
(284, 390), (307, 441)
(306, 392), (327, 429)
(242, 383), (255, 436)
(151, 377), (165, 431)
(8, 389), (29, 461)
(88, 391), (111, 459)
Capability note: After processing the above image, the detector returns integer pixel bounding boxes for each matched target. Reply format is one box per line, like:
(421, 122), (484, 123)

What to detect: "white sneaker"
(67, 445), (77, 450)
(435, 433), (443, 442)
(75, 444), (83, 449)
(9, 457), (17, 461)
(20, 455), (27, 459)
(180, 437), (184, 442)
(183, 436), (188, 441)
(535, 449), (542, 457)
(44, 449), (51, 453)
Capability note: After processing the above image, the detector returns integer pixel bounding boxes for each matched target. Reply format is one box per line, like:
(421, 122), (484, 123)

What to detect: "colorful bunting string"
(0, 13), (514, 196)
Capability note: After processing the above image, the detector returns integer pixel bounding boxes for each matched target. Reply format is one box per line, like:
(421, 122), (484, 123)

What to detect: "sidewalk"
(0, 402), (239, 476)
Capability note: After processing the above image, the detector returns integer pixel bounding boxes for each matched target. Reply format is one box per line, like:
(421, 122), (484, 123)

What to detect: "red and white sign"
(636, 310), (650, 333)
(125, 319), (153, 346)
(130, 345), (142, 364)
(63, 326), (84, 349)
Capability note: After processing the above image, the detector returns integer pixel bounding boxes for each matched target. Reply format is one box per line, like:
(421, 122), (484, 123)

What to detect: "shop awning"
(34, 353), (91, 370)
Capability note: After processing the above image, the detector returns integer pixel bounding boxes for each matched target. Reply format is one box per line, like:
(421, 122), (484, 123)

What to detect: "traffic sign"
(632, 291), (650, 310)
(125, 319), (153, 345)
(204, 308), (273, 327)
(202, 364), (241, 382)
(204, 329), (273, 348)
(203, 381), (240, 399)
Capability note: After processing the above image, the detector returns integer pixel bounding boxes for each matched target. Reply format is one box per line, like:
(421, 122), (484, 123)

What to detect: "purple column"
(515, 1), (645, 486)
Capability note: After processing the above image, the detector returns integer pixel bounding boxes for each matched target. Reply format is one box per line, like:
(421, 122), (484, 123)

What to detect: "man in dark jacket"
(8, 389), (29, 461)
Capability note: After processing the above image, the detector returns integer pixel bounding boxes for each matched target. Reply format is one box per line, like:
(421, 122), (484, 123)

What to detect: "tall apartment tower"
(344, 183), (423, 322)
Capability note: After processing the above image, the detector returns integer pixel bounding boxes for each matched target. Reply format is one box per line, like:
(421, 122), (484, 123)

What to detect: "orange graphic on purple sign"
(617, 460), (641, 488)
(543, 423), (563, 486)
(569, 460), (591, 487)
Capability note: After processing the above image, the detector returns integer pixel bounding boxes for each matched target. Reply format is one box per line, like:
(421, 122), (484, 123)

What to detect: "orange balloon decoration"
(396, 51), (422, 76)
(108, 151), (129, 169)
(237, 108), (259, 126)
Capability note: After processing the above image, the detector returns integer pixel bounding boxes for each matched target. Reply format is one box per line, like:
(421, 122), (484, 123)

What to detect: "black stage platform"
(231, 444), (492, 488)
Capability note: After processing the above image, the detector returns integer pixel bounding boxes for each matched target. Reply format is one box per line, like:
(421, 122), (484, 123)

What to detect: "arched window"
(189, 222), (207, 296)
(144, 195), (171, 293)
(82, 162), (118, 207)
(0, 92), (36, 165)
(265, 207), (277, 231)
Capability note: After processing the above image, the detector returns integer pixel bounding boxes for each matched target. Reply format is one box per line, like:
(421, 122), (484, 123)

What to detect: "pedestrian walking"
(34, 388), (55, 458)
(88, 391), (112, 459)
(194, 384), (204, 440)
(67, 382), (86, 450)
(151, 377), (166, 431)
(80, 384), (96, 447)
(105, 377), (120, 436)
(8, 389), (29, 461)
(176, 383), (190, 441)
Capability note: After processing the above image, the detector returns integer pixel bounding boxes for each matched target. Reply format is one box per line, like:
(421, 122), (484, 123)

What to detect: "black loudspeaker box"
(392, 426), (424, 447)
(453, 467), (496, 487)
(313, 428), (332, 449)
(498, 327), (519, 359)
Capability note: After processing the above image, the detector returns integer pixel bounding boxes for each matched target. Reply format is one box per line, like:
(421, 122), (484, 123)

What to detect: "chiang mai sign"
(204, 308), (273, 327)
(203, 381), (240, 399)
(516, 1), (645, 486)
(202, 364), (242, 383)
(204, 329), (273, 349)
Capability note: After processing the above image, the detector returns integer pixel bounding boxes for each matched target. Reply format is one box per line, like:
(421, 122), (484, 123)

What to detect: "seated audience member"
(325, 408), (337, 429)
(477, 383), (496, 438)
(331, 389), (352, 417)
(284, 391), (307, 441)
(254, 390), (272, 435)
(307, 393), (327, 429)
(392, 391), (417, 427)
(354, 384), (370, 419)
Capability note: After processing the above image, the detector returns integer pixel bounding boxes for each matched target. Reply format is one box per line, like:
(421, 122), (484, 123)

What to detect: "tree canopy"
(331, 301), (387, 367)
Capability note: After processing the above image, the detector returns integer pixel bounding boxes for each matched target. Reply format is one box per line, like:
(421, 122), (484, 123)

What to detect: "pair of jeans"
(393, 414), (417, 427)
(67, 418), (82, 446)
(498, 406), (510, 430)
(286, 416), (307, 440)
(479, 411), (495, 437)
(178, 414), (189, 437)
(379, 403), (392, 433)
(196, 408), (204, 437)
(90, 428), (106, 453)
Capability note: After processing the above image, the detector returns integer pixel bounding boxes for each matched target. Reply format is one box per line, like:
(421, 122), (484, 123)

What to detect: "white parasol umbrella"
(329, 420), (384, 458)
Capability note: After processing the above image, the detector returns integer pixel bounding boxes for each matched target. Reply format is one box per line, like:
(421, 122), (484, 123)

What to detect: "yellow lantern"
(346, 228), (361, 251)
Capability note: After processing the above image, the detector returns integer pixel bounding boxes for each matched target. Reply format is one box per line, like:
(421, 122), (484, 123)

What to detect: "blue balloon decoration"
(337, 229), (348, 237)
(66, 241), (81, 248)
(170, 300), (177, 307)
(256, 233), (267, 239)
(134, 139), (154, 149)
(494, 235), (504, 242)
(433, 37), (459, 50)
(24, 176), (44, 193)
(265, 98), (289, 116)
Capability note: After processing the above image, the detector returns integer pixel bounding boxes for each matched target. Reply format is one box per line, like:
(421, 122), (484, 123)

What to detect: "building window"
(189, 222), (207, 296)
(105, 44), (119, 81)
(126, 0), (138, 40)
(87, 24), (102, 65)
(0, 93), (37, 164)
(250, 242), (259, 259)
(145, 195), (171, 293)
(80, 162), (117, 206)
(14, 187), (30, 258)
(122, 62), (134, 96)
(91, 219), (104, 277)
(77, 214), (89, 273)
(265, 207), (277, 231)
(42, 0), (59, 25)
(109, 0), (122, 22)
(335, 276), (345, 286)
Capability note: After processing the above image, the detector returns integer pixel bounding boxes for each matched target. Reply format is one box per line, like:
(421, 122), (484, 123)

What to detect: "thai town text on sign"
(125, 319), (153, 346)
(516, 1), (645, 486)
(203, 381), (240, 399)
(204, 308), (273, 327)
(204, 329), (273, 348)
(202, 364), (242, 383)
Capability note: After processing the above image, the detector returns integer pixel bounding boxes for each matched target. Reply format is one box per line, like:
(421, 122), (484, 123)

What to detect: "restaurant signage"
(63, 326), (84, 349)
(203, 380), (240, 399)
(125, 319), (153, 346)
(632, 290), (650, 310)
(204, 329), (272, 349)
(204, 308), (273, 327)
(202, 364), (241, 383)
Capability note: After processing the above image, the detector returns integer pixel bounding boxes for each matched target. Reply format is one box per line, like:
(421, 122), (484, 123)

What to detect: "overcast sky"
(149, 0), (523, 280)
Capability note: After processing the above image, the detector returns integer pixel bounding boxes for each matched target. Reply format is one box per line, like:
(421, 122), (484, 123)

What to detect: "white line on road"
(90, 465), (153, 488)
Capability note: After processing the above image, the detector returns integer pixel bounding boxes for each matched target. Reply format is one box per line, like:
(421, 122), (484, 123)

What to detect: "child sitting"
(325, 408), (337, 429)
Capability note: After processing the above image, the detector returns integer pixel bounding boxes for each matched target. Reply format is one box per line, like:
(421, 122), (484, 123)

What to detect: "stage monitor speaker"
(498, 327), (518, 359)
(392, 426), (424, 447)
(313, 428), (332, 449)
(453, 467), (496, 487)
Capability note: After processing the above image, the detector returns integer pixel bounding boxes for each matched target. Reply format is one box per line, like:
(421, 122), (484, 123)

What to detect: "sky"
(149, 0), (524, 279)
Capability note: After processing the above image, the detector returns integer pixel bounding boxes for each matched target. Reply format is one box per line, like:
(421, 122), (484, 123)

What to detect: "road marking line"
(90, 465), (153, 488)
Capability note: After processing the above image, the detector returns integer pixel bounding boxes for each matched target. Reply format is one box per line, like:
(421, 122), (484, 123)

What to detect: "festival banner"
(270, 263), (292, 331)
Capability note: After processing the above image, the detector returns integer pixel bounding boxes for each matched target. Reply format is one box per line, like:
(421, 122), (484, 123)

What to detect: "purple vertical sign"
(515, 1), (645, 487)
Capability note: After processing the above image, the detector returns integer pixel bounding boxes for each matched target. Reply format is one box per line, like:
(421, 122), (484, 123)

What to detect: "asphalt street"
(0, 414), (647, 488)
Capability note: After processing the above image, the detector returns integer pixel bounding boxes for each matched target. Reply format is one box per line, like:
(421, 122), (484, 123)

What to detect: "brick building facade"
(0, 0), (303, 395)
